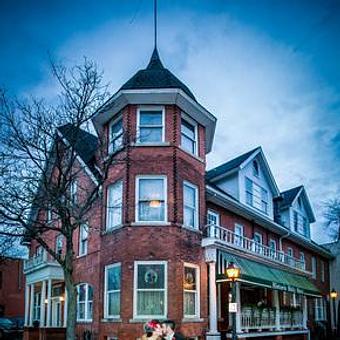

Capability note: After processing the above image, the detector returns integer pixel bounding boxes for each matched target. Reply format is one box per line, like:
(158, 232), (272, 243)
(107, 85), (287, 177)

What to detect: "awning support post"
(273, 289), (281, 330)
(303, 295), (308, 329)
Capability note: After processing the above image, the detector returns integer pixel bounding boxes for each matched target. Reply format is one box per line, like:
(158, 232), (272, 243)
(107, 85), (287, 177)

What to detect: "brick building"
(0, 257), (25, 318)
(23, 48), (332, 340)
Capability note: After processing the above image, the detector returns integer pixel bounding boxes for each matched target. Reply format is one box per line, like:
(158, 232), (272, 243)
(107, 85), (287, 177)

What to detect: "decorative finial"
(154, 0), (158, 49)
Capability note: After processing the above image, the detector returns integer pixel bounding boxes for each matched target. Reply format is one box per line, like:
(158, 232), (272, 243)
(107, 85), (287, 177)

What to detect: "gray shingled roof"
(280, 186), (303, 208)
(58, 124), (99, 178)
(120, 48), (196, 101)
(206, 147), (260, 180)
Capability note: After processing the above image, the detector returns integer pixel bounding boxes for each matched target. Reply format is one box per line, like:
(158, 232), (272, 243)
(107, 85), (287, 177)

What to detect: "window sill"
(129, 318), (167, 323)
(101, 318), (122, 323)
(76, 254), (87, 259)
(102, 225), (124, 234)
(131, 221), (171, 226)
(178, 146), (204, 163)
(132, 142), (170, 147)
(182, 317), (204, 323)
(181, 225), (202, 234)
(76, 320), (92, 324)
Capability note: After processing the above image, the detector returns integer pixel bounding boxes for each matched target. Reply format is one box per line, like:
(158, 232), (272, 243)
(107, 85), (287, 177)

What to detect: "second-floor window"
(234, 224), (244, 246)
(79, 224), (88, 256)
(183, 182), (199, 229)
(181, 117), (197, 155)
(136, 176), (167, 223)
(253, 232), (262, 253)
(300, 252), (306, 270)
(245, 178), (268, 214)
(268, 239), (276, 258)
(321, 261), (325, 282)
(137, 108), (164, 143)
(312, 256), (317, 279)
(70, 179), (78, 205)
(207, 210), (220, 226)
(106, 181), (123, 230)
(55, 235), (63, 257)
(109, 117), (123, 153)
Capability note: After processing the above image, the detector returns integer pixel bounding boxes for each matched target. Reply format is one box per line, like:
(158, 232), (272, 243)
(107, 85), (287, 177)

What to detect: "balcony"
(202, 224), (307, 273)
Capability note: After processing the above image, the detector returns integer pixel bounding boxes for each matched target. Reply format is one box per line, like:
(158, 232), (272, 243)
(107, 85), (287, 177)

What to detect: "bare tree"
(0, 58), (125, 340)
(323, 198), (340, 241)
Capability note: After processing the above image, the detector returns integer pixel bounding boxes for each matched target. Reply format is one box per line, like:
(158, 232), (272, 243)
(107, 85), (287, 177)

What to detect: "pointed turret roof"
(120, 48), (196, 101)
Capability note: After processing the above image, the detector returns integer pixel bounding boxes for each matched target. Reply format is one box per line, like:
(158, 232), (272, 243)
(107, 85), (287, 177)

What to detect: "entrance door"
(51, 298), (62, 327)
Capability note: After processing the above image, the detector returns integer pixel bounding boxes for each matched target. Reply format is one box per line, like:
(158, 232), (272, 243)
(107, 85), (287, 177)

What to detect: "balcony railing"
(24, 251), (58, 272)
(241, 307), (303, 331)
(204, 224), (306, 272)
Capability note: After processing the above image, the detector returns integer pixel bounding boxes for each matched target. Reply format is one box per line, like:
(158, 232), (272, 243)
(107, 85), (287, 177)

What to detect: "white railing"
(204, 224), (306, 272)
(24, 251), (57, 272)
(241, 308), (303, 331)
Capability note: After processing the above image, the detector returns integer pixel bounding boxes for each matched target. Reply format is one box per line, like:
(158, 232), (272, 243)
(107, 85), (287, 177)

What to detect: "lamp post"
(226, 262), (241, 340)
(330, 289), (338, 335)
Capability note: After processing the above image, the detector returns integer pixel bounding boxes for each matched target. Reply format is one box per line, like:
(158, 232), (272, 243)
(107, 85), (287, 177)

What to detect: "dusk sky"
(1, 0), (339, 242)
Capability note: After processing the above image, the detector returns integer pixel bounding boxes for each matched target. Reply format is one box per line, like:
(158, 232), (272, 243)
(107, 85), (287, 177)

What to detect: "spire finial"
(154, 0), (158, 49)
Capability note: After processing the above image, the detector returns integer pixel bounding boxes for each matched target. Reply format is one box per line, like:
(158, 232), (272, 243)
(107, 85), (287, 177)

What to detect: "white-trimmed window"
(207, 210), (220, 226)
(311, 256), (317, 279)
(134, 261), (167, 318)
(77, 283), (93, 321)
(137, 107), (164, 143)
(314, 298), (325, 321)
(181, 116), (197, 155)
(136, 176), (167, 223)
(109, 117), (123, 153)
(79, 224), (88, 256)
(300, 252), (306, 270)
(234, 224), (244, 246)
(183, 264), (200, 318)
(183, 181), (199, 229)
(268, 239), (276, 258)
(55, 234), (63, 257)
(245, 177), (268, 214)
(104, 263), (121, 318)
(33, 292), (41, 321)
(253, 232), (263, 254)
(106, 180), (123, 230)
(287, 247), (294, 266)
(70, 179), (78, 204)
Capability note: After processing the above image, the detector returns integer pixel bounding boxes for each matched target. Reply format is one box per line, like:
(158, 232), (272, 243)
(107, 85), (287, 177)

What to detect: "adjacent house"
(22, 47), (333, 340)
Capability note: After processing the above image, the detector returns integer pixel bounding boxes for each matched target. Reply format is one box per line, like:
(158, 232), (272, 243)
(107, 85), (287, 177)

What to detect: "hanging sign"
(229, 303), (238, 313)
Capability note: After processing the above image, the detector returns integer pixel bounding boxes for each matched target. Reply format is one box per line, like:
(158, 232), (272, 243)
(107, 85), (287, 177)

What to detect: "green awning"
(218, 252), (320, 296)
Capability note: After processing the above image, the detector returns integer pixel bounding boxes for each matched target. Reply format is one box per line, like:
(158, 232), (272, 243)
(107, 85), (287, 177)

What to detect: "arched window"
(77, 283), (93, 321)
(253, 160), (259, 177)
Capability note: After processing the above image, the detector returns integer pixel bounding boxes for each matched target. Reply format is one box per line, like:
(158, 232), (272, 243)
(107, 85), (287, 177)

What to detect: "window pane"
(77, 302), (85, 319)
(184, 267), (196, 291)
(78, 284), (86, 301)
(140, 127), (162, 143)
(139, 179), (164, 200)
(108, 292), (120, 316)
(184, 292), (196, 316)
(138, 264), (164, 289)
(184, 207), (195, 228)
(111, 119), (123, 135)
(107, 181), (123, 229)
(107, 266), (121, 291)
(181, 119), (195, 139)
(137, 291), (164, 316)
(139, 201), (165, 221)
(182, 135), (195, 154)
(140, 111), (162, 125)
(87, 301), (93, 319)
(184, 185), (196, 207)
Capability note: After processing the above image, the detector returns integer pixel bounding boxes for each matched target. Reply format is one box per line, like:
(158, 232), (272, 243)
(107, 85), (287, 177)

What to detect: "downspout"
(279, 230), (290, 252)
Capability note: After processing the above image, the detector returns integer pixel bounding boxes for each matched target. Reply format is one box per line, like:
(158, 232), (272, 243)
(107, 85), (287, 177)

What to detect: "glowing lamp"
(149, 200), (161, 208)
(59, 296), (65, 302)
(226, 262), (241, 282)
(330, 289), (338, 299)
(44, 299), (48, 304)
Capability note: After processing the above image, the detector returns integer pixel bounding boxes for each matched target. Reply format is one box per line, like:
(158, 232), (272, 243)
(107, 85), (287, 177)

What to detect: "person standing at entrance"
(161, 320), (185, 340)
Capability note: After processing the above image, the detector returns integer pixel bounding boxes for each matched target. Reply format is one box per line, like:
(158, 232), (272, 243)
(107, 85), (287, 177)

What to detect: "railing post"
(273, 290), (281, 330)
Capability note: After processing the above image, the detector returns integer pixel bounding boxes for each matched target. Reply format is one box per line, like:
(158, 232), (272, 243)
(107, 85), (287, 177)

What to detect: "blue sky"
(1, 0), (339, 242)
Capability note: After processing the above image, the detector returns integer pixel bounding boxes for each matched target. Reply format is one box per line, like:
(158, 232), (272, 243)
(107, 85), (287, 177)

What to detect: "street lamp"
(331, 289), (338, 335)
(226, 262), (241, 340)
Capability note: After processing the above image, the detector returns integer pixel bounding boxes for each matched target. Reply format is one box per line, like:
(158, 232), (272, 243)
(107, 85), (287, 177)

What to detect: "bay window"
(136, 176), (167, 223)
(181, 117), (197, 155)
(104, 263), (121, 318)
(77, 283), (93, 321)
(183, 181), (198, 229)
(134, 261), (167, 318)
(183, 264), (200, 318)
(109, 117), (123, 153)
(137, 107), (164, 143)
(106, 180), (123, 230)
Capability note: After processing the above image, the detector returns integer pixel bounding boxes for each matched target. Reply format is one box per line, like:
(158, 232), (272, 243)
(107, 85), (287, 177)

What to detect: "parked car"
(0, 318), (18, 339)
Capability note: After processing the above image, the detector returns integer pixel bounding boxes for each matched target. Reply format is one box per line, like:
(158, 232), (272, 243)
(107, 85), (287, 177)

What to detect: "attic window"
(298, 196), (302, 208)
(252, 160), (259, 177)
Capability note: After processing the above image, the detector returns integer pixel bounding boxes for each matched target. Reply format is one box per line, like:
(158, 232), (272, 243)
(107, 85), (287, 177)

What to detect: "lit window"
(136, 176), (166, 223)
(104, 263), (121, 318)
(79, 224), (88, 256)
(183, 182), (199, 229)
(134, 261), (167, 318)
(137, 108), (164, 143)
(106, 181), (123, 230)
(77, 283), (93, 321)
(183, 264), (200, 318)
(109, 118), (123, 153)
(55, 235), (63, 257)
(181, 118), (197, 155)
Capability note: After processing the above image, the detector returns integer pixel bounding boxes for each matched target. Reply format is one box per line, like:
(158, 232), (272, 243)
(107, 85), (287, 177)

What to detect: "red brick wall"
(0, 258), (25, 317)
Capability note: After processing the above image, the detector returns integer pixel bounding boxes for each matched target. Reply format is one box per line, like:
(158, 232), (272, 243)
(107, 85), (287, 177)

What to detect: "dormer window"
(252, 160), (259, 177)
(245, 177), (268, 214)
(109, 117), (123, 153)
(137, 107), (164, 144)
(181, 116), (197, 156)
